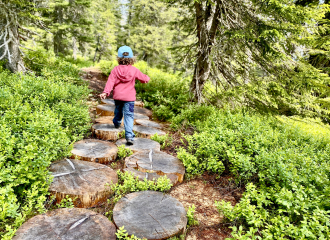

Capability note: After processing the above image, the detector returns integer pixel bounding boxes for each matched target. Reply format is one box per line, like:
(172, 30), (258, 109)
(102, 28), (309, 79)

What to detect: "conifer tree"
(0, 0), (43, 72)
(168, 0), (330, 120)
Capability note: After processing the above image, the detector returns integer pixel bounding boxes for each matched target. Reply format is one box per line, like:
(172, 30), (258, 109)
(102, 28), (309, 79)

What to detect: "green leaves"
(0, 56), (90, 239)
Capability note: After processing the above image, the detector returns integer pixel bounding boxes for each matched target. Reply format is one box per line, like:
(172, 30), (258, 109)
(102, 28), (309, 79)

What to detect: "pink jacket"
(103, 65), (150, 101)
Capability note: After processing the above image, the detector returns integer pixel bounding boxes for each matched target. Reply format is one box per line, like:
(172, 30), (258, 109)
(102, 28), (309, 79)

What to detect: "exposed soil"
(80, 67), (244, 240)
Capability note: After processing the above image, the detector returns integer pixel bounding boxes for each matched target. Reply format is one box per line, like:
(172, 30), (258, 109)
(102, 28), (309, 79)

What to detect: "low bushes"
(0, 56), (91, 239)
(177, 111), (330, 239)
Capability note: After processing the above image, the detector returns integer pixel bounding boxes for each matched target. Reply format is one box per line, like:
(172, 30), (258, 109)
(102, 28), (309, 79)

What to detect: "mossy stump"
(113, 191), (187, 240)
(13, 208), (116, 240)
(71, 139), (118, 164)
(49, 159), (118, 208)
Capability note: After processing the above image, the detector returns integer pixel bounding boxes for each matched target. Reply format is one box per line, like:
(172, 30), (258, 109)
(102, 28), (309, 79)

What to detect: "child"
(99, 46), (150, 145)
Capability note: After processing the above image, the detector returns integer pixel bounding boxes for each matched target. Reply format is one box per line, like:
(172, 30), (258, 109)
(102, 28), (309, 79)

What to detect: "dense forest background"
(1, 0), (330, 239)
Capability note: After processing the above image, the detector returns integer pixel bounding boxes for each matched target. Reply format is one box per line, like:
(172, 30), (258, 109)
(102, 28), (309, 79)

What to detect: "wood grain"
(13, 208), (116, 240)
(49, 159), (118, 208)
(92, 123), (124, 141)
(133, 125), (166, 138)
(113, 191), (187, 240)
(71, 139), (118, 164)
(116, 138), (161, 152)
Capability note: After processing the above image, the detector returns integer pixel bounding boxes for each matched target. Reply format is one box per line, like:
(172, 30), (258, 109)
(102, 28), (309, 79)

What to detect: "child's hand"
(99, 93), (107, 99)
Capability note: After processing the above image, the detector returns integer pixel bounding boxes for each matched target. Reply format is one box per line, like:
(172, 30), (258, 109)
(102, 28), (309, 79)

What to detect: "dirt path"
(81, 66), (243, 240)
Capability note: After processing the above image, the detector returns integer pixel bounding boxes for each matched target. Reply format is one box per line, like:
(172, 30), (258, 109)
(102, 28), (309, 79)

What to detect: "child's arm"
(135, 69), (150, 83)
(102, 71), (116, 97)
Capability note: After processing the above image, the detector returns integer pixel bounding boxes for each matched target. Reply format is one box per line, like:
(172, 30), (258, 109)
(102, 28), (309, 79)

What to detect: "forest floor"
(81, 67), (245, 240)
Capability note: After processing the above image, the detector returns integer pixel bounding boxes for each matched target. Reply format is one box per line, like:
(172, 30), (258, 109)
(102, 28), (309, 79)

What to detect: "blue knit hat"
(118, 46), (134, 58)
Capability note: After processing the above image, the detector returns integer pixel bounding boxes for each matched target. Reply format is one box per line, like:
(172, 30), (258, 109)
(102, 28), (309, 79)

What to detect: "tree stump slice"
(133, 113), (149, 123)
(49, 159), (118, 208)
(101, 99), (144, 107)
(113, 191), (187, 240)
(134, 106), (153, 117)
(71, 139), (118, 164)
(92, 124), (125, 141)
(135, 119), (162, 129)
(116, 138), (161, 152)
(13, 208), (116, 240)
(123, 167), (179, 186)
(95, 116), (125, 126)
(96, 104), (115, 116)
(101, 99), (115, 106)
(125, 150), (185, 184)
(133, 125), (166, 138)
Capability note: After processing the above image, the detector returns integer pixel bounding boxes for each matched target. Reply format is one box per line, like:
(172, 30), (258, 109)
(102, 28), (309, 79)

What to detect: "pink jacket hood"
(103, 65), (150, 101)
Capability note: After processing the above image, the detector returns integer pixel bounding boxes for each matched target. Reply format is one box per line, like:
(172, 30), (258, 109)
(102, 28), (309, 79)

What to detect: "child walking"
(99, 46), (150, 145)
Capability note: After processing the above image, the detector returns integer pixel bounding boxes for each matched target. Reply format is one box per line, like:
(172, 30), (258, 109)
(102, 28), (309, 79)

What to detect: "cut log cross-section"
(133, 125), (166, 138)
(113, 191), (187, 240)
(125, 150), (185, 185)
(49, 159), (118, 208)
(71, 139), (118, 164)
(95, 116), (125, 126)
(101, 99), (145, 107)
(97, 104), (152, 117)
(116, 138), (161, 152)
(135, 119), (162, 129)
(13, 208), (116, 240)
(92, 124), (124, 141)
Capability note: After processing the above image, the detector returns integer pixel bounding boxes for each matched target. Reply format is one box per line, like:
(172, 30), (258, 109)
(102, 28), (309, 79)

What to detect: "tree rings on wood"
(13, 208), (116, 240)
(135, 119), (162, 129)
(95, 116), (125, 126)
(49, 159), (118, 208)
(71, 139), (118, 164)
(125, 150), (185, 184)
(92, 123), (124, 141)
(133, 125), (166, 138)
(113, 191), (187, 240)
(96, 104), (115, 116)
(116, 138), (161, 152)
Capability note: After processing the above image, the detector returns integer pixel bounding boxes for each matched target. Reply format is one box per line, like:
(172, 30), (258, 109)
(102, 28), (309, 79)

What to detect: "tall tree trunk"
(0, 25), (25, 72)
(54, 6), (64, 56)
(72, 37), (77, 60)
(190, 1), (219, 103)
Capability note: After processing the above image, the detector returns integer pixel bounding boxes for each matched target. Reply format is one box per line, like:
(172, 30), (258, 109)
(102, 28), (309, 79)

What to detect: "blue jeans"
(113, 100), (135, 140)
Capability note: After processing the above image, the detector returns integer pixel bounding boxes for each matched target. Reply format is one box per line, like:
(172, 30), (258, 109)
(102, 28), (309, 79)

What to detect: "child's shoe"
(126, 139), (134, 145)
(114, 124), (120, 129)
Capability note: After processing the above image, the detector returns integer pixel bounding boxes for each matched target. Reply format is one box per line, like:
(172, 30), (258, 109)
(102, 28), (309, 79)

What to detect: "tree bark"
(0, 25), (25, 73)
(190, 1), (220, 103)
(54, 6), (64, 56)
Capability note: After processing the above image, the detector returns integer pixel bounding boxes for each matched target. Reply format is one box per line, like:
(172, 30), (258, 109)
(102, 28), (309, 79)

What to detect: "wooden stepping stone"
(92, 123), (124, 141)
(97, 104), (151, 119)
(125, 150), (185, 184)
(134, 113), (149, 122)
(71, 139), (118, 164)
(113, 191), (187, 240)
(96, 104), (115, 116)
(13, 208), (116, 240)
(116, 138), (161, 152)
(101, 99), (145, 107)
(123, 167), (179, 185)
(95, 116), (124, 126)
(133, 125), (166, 138)
(135, 119), (162, 129)
(49, 159), (118, 208)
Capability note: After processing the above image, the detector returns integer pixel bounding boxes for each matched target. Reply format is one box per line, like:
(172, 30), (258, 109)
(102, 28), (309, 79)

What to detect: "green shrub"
(177, 110), (330, 239)
(187, 205), (199, 227)
(117, 145), (133, 159)
(110, 171), (172, 204)
(0, 58), (91, 239)
(150, 133), (172, 149)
